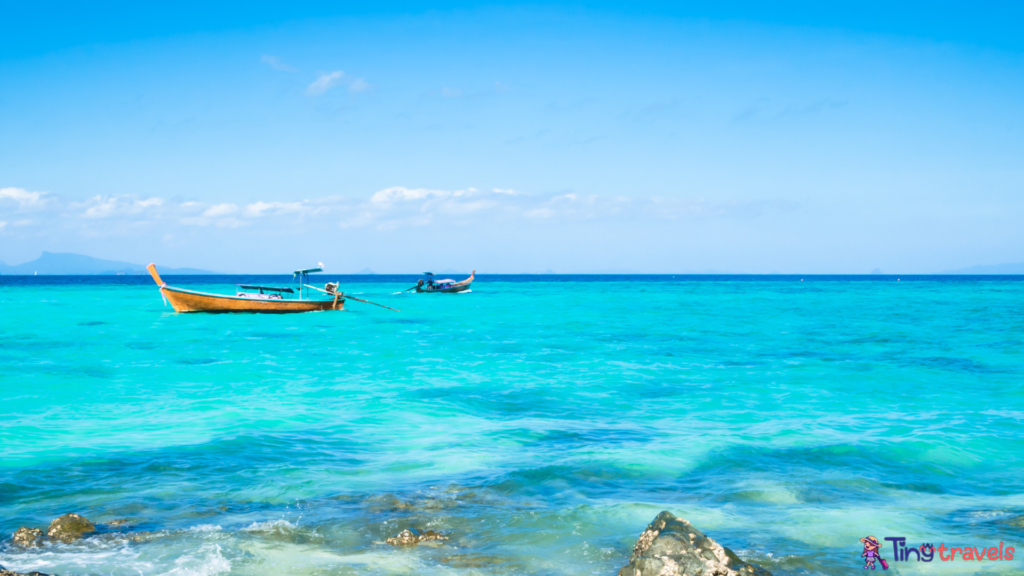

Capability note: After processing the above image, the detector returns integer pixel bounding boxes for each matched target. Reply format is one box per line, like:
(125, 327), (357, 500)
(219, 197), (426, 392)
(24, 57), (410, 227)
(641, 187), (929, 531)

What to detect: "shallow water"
(1, 275), (1023, 575)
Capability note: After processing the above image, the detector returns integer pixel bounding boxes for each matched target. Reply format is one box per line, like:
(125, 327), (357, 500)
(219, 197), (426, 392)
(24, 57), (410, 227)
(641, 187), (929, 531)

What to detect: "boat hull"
(161, 286), (344, 313)
(415, 273), (474, 293)
(415, 282), (472, 293)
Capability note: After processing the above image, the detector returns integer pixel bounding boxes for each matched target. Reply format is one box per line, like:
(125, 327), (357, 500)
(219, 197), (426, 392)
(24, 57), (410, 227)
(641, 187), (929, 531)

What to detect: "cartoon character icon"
(860, 536), (889, 570)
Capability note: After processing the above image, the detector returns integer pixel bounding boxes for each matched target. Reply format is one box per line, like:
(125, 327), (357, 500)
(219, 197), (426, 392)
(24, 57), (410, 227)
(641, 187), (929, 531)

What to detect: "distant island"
(938, 262), (1024, 274)
(3, 252), (1022, 275)
(0, 252), (216, 275)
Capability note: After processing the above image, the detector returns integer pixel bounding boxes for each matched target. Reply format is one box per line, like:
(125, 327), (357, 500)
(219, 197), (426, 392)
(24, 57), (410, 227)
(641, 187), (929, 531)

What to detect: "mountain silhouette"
(0, 252), (215, 275)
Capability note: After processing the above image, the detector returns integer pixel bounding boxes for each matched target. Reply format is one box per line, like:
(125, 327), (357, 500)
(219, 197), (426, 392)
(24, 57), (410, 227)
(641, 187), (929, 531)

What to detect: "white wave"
(241, 519), (297, 532)
(0, 537), (152, 575)
(188, 524), (223, 533)
(238, 540), (423, 572)
(162, 543), (231, 576)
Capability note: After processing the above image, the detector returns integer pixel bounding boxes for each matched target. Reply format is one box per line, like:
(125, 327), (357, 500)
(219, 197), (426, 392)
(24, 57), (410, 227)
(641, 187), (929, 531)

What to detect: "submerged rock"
(1001, 514), (1024, 527)
(46, 513), (95, 543)
(385, 527), (447, 546)
(619, 511), (772, 576)
(366, 494), (415, 513)
(127, 532), (155, 542)
(439, 553), (506, 568)
(11, 528), (43, 547)
(97, 530), (159, 543)
(104, 518), (133, 528)
(1, 567), (54, 576)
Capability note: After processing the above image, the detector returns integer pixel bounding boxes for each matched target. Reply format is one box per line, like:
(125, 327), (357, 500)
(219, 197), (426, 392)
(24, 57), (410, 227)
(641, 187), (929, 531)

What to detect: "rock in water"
(619, 511), (772, 576)
(46, 513), (95, 543)
(11, 528), (43, 547)
(1, 568), (54, 576)
(1001, 514), (1024, 527)
(385, 527), (447, 546)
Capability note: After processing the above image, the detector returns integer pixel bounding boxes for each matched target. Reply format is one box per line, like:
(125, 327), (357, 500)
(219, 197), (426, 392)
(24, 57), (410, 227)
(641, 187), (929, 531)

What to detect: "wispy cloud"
(340, 187), (790, 230)
(202, 203), (238, 217)
(629, 99), (679, 123)
(307, 71), (345, 96)
(0, 187), (51, 211)
(435, 82), (510, 100)
(777, 99), (848, 118)
(734, 98), (848, 122)
(78, 196), (163, 219)
(243, 201), (312, 218)
(0, 186), (795, 240)
(260, 55), (297, 72)
(349, 78), (370, 93)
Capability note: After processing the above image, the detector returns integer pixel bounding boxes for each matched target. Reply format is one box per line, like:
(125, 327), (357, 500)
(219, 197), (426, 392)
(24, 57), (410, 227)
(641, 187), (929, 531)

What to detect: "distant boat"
(411, 270), (475, 293)
(146, 263), (399, 313)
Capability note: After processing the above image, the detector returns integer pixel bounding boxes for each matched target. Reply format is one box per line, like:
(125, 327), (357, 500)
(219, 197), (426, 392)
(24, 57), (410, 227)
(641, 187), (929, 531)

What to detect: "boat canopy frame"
(237, 285), (295, 294)
(293, 267), (324, 299)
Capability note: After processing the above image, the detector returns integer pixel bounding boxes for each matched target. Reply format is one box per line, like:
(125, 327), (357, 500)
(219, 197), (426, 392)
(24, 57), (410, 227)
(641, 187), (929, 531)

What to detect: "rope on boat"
(303, 284), (400, 312)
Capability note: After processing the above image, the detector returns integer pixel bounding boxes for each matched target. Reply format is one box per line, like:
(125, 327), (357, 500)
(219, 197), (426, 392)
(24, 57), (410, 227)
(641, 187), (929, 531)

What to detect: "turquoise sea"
(1, 275), (1023, 575)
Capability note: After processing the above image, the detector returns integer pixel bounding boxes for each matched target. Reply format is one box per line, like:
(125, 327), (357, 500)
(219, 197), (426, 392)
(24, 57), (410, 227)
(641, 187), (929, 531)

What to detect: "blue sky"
(2, 1), (1022, 273)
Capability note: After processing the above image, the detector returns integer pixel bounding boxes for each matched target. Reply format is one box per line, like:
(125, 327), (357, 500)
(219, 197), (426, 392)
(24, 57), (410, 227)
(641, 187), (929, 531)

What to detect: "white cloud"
(78, 195), (164, 219)
(202, 203), (238, 217)
(0, 187), (51, 211)
(243, 201), (310, 217)
(307, 71), (345, 96)
(349, 78), (369, 93)
(369, 186), (454, 204)
(260, 55), (297, 72)
(337, 186), (787, 231)
(0, 185), (793, 240)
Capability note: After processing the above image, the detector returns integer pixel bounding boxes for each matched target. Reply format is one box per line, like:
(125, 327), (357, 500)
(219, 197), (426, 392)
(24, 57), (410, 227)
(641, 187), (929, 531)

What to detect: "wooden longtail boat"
(147, 264), (346, 313)
(413, 270), (475, 293)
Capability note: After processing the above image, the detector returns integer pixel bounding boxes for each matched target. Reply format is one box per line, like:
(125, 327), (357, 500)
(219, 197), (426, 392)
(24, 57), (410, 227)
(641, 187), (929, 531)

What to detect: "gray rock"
(385, 527), (447, 546)
(619, 511), (772, 576)
(46, 513), (95, 543)
(11, 528), (43, 547)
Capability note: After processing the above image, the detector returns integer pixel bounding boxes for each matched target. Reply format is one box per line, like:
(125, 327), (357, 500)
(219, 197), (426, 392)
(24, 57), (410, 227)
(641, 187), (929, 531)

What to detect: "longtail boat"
(146, 264), (399, 313)
(411, 270), (475, 293)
